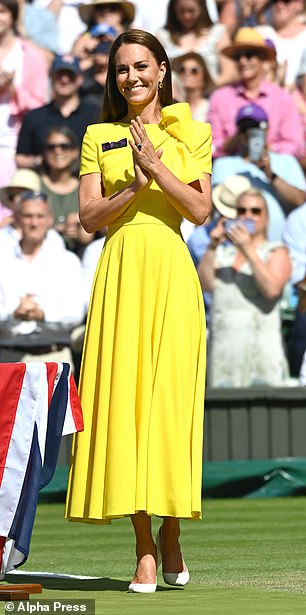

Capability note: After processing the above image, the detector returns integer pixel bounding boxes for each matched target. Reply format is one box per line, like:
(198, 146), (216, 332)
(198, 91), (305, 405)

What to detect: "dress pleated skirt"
(65, 219), (206, 523)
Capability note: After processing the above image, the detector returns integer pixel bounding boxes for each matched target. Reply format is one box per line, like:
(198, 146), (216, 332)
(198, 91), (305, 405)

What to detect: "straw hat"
(212, 176), (251, 219)
(79, 0), (135, 25)
(222, 28), (276, 62)
(0, 169), (41, 206)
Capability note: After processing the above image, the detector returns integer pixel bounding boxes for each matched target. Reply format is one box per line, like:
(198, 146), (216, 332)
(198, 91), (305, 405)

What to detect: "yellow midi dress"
(65, 103), (212, 523)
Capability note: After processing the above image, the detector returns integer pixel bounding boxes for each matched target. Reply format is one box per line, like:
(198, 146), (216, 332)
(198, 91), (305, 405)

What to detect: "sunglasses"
(19, 190), (48, 202)
(44, 143), (75, 152)
(53, 71), (78, 80)
(95, 3), (121, 11)
(233, 50), (264, 61)
(178, 66), (201, 75)
(237, 206), (263, 216)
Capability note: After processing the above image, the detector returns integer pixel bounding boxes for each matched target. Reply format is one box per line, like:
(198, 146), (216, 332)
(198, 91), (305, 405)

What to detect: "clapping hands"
(129, 116), (163, 188)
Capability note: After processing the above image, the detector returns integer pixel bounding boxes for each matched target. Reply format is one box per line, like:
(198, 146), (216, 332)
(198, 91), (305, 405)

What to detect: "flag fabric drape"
(0, 362), (83, 577)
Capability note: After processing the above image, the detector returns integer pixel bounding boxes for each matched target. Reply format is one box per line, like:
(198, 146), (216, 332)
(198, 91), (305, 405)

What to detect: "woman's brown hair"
(100, 29), (173, 122)
(165, 0), (212, 41)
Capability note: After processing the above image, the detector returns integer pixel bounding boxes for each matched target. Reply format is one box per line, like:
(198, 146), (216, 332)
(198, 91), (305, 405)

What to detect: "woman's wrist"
(145, 156), (163, 178)
(131, 177), (150, 192)
(208, 237), (219, 250)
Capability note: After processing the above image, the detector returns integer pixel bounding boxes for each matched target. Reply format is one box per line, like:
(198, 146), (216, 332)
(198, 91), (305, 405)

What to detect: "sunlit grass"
(5, 498), (306, 614)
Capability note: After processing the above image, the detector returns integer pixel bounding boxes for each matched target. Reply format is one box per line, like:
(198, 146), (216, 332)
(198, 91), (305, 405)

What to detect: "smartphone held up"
(247, 127), (266, 162)
(224, 218), (256, 235)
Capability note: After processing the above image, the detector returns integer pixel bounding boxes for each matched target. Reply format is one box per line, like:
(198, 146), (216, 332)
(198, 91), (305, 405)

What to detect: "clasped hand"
(129, 117), (162, 188)
(14, 294), (44, 321)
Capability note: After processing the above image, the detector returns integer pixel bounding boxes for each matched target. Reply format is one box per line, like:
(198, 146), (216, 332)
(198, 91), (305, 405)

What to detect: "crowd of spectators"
(0, 0), (306, 387)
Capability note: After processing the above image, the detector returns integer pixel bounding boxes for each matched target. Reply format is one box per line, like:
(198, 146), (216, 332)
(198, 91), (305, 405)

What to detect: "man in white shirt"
(0, 190), (86, 366)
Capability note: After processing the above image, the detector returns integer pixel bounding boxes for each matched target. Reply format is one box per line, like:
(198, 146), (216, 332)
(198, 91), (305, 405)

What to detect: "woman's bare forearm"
(79, 175), (141, 232)
(243, 246), (291, 299)
(149, 160), (211, 225)
(197, 244), (216, 292)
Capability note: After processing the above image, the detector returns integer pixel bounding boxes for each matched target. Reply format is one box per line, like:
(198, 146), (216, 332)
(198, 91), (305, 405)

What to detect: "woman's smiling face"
(43, 132), (79, 170)
(115, 43), (166, 110)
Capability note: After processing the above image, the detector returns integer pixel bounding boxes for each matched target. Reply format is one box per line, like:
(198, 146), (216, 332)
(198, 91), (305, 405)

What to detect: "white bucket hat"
(0, 169), (41, 206)
(212, 175), (251, 219)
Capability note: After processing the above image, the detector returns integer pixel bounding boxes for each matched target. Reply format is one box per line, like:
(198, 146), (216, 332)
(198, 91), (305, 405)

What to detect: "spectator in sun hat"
(15, 54), (99, 171)
(73, 0), (135, 63)
(212, 101), (306, 240)
(207, 27), (304, 158)
(0, 168), (64, 256)
(188, 174), (251, 268)
(197, 184), (291, 388)
(187, 175), (251, 328)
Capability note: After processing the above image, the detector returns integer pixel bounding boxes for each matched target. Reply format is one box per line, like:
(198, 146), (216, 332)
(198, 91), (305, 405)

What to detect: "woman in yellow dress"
(65, 28), (212, 593)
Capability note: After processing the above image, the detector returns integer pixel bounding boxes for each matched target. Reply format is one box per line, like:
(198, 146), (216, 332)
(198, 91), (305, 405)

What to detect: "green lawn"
(4, 497), (306, 615)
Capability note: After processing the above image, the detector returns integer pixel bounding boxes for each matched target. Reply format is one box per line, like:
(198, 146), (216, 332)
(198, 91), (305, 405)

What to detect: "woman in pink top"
(0, 0), (49, 187)
(208, 28), (304, 158)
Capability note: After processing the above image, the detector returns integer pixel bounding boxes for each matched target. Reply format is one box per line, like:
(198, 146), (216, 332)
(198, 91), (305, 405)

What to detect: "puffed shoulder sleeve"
(79, 125), (101, 176)
(160, 103), (212, 181)
(191, 121), (212, 176)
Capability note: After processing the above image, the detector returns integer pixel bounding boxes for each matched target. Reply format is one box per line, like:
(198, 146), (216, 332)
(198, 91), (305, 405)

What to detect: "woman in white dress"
(157, 0), (237, 85)
(198, 187), (291, 387)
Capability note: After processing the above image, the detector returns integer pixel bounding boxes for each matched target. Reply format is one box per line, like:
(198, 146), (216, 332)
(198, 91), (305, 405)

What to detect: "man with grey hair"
(0, 190), (85, 366)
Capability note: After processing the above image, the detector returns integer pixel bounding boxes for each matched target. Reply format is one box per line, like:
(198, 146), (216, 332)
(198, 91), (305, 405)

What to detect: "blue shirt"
(25, 5), (59, 53)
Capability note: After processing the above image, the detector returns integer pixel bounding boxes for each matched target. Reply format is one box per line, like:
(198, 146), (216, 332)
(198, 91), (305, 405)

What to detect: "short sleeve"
(191, 121), (212, 176)
(160, 103), (212, 179)
(79, 125), (101, 176)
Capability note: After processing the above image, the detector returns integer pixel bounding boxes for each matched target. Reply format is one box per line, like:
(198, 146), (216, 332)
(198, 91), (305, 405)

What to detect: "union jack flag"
(0, 362), (83, 577)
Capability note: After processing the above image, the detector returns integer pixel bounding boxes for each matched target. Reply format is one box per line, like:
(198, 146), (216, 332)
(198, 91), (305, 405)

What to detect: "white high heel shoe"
(128, 552), (157, 593)
(128, 581), (157, 593)
(155, 528), (190, 587)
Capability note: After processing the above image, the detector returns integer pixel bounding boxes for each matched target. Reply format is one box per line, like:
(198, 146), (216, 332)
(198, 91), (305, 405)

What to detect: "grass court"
(4, 496), (306, 615)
